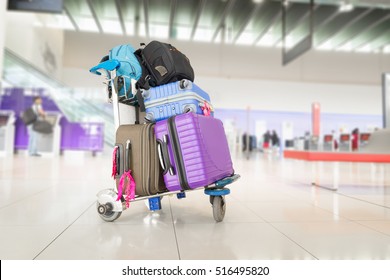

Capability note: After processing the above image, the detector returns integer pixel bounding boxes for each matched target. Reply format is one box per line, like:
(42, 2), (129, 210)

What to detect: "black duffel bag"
(135, 41), (194, 89)
(21, 108), (37, 125)
(33, 120), (53, 134)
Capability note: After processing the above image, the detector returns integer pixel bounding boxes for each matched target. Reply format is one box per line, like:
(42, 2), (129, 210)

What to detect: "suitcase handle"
(157, 135), (175, 176)
(125, 140), (131, 171)
(115, 145), (120, 176)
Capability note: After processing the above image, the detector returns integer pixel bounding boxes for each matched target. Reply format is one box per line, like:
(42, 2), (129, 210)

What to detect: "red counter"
(284, 150), (390, 163)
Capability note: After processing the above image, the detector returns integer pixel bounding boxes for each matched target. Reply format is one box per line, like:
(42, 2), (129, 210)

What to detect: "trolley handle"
(157, 135), (175, 176)
(89, 59), (120, 78)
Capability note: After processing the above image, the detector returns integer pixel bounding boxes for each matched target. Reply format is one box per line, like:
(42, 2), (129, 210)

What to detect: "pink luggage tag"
(116, 170), (136, 208)
(200, 101), (213, 117)
(111, 146), (118, 178)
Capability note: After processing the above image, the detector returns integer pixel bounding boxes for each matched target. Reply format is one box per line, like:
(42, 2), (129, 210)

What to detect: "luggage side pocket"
(117, 140), (136, 208)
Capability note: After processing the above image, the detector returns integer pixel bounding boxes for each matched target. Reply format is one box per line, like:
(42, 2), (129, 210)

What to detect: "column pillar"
(383, 73), (390, 129)
(0, 0), (7, 88)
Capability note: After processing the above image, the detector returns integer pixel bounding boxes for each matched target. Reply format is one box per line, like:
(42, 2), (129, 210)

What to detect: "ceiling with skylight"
(32, 0), (390, 53)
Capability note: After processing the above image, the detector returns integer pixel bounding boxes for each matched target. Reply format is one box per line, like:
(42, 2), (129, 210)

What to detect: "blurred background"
(1, 0), (390, 261)
(0, 0), (389, 157)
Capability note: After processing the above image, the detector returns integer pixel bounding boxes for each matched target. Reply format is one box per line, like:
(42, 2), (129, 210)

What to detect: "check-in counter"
(308, 136), (319, 151)
(36, 112), (62, 156)
(294, 137), (305, 150)
(0, 110), (16, 157)
(359, 133), (371, 149)
(339, 134), (351, 152)
(323, 134), (334, 151)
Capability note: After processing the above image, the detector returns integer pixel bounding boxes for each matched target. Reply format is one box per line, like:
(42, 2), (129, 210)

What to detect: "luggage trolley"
(90, 59), (240, 223)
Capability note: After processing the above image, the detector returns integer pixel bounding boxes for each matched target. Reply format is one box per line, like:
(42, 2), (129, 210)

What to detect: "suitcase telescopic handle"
(125, 140), (131, 171)
(157, 135), (175, 176)
(115, 145), (120, 175)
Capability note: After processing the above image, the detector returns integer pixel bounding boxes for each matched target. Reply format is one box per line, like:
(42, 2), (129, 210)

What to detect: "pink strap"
(116, 170), (136, 208)
(111, 146), (118, 178)
(200, 101), (212, 117)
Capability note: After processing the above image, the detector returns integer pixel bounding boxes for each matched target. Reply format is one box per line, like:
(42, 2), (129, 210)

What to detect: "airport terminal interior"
(0, 0), (390, 260)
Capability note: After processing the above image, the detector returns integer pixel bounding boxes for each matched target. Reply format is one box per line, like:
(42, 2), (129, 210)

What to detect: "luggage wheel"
(96, 201), (122, 222)
(212, 196), (226, 223)
(204, 188), (230, 222)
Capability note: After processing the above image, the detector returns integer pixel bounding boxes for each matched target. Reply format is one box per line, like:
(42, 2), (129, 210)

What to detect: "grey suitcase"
(114, 123), (166, 197)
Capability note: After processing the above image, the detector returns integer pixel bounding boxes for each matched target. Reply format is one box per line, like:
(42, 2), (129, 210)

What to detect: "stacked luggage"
(90, 40), (237, 221)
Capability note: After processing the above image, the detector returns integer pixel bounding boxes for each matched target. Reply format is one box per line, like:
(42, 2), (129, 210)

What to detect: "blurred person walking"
(271, 130), (280, 148)
(263, 130), (271, 151)
(351, 128), (359, 151)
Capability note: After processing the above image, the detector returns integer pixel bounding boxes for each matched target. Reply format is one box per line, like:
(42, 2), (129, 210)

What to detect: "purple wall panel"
(0, 88), (104, 151)
(60, 118), (104, 151)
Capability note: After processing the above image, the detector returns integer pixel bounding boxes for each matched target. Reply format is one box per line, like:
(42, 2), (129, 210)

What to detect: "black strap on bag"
(135, 89), (146, 112)
(135, 106), (140, 124)
(134, 47), (150, 90)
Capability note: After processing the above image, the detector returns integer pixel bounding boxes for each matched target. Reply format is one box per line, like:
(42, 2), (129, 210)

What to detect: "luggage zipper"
(167, 116), (190, 191)
(151, 123), (160, 194)
(146, 123), (154, 194)
(142, 125), (150, 196)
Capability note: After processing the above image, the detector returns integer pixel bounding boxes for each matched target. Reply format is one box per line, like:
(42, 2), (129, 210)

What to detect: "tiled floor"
(1, 151), (390, 260)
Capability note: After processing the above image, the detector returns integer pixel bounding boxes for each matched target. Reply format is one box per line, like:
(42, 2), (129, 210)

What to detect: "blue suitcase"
(140, 79), (214, 122)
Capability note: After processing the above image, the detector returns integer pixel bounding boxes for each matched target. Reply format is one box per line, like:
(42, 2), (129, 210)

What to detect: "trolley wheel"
(96, 201), (122, 222)
(212, 196), (226, 223)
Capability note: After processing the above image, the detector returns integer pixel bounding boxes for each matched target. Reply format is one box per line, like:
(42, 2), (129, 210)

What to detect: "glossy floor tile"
(271, 221), (390, 259)
(175, 222), (316, 260)
(0, 225), (65, 259)
(356, 220), (390, 237)
(35, 223), (179, 260)
(1, 151), (390, 259)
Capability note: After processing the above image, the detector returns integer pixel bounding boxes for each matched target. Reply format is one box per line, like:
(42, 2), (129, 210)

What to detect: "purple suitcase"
(154, 112), (234, 192)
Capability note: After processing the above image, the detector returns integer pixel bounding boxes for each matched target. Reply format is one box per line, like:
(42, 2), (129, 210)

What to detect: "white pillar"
(0, 0), (7, 86)
(383, 73), (390, 129)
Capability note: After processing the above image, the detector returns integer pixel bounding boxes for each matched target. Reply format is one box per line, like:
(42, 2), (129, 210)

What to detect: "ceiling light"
(355, 44), (372, 53)
(252, 0), (264, 3)
(256, 32), (274, 47)
(316, 40), (333, 51)
(339, 1), (354, 12)
(236, 32), (255, 45)
(337, 42), (352, 52)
